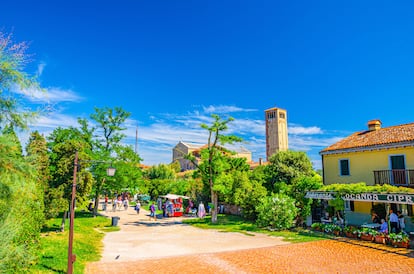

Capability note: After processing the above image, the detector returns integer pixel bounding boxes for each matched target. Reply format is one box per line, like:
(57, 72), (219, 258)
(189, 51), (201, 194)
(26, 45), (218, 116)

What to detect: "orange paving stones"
(85, 205), (414, 274)
(86, 240), (414, 274)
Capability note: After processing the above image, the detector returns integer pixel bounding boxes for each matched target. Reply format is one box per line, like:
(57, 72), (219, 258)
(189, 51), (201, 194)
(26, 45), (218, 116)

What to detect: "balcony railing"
(373, 169), (414, 187)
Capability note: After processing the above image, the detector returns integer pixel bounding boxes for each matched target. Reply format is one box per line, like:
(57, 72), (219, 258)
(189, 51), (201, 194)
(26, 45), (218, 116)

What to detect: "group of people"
(321, 211), (344, 226)
(372, 209), (406, 234)
(111, 195), (129, 212)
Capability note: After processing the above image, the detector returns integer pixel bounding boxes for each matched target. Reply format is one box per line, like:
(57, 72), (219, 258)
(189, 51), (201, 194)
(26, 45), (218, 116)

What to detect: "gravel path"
(85, 205), (414, 273)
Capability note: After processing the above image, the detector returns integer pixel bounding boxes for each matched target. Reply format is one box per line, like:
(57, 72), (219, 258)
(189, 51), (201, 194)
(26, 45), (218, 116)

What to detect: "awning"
(159, 193), (190, 200)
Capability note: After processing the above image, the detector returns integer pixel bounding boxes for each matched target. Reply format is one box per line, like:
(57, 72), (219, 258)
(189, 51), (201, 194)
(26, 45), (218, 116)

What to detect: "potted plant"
(311, 223), (322, 231)
(311, 222), (324, 232)
(358, 227), (375, 241)
(331, 224), (342, 236)
(389, 232), (410, 248)
(323, 224), (334, 234)
(374, 232), (388, 244)
(343, 226), (358, 238)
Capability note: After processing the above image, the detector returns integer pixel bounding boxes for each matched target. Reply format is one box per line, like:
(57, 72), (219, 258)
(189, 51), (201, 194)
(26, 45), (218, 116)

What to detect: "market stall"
(159, 193), (190, 217)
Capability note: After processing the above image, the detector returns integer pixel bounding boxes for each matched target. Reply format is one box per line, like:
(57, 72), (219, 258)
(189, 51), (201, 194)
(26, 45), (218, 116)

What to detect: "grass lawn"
(30, 211), (119, 274)
(183, 214), (328, 243)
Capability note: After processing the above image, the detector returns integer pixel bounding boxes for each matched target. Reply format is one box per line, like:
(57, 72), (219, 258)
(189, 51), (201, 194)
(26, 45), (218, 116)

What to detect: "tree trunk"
(93, 190), (100, 217)
(93, 178), (105, 217)
(211, 190), (218, 223)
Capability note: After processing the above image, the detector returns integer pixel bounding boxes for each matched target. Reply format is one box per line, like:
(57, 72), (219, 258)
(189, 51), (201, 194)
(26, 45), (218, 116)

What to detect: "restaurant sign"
(305, 191), (335, 200)
(305, 191), (414, 205)
(342, 193), (414, 204)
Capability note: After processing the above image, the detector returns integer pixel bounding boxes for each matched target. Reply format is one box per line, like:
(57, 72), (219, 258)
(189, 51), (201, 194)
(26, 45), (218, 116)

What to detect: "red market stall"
(159, 193), (190, 217)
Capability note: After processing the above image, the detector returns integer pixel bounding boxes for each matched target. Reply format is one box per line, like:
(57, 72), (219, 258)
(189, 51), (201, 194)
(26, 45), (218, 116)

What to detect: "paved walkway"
(91, 205), (288, 262)
(86, 205), (414, 273)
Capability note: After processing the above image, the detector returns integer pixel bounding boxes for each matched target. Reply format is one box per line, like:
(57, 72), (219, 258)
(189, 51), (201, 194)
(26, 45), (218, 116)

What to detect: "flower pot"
(374, 235), (387, 244)
(360, 234), (374, 242)
(391, 240), (409, 248)
(345, 232), (357, 239)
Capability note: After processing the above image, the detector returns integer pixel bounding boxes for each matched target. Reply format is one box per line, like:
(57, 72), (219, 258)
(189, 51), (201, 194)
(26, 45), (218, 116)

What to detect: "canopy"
(159, 193), (190, 200)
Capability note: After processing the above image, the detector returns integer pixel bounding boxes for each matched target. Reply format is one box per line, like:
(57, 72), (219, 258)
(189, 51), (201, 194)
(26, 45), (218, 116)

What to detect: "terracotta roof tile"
(321, 122), (414, 153)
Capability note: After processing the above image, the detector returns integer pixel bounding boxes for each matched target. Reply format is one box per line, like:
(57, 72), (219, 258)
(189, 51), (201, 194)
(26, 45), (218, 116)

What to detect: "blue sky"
(2, 1), (414, 169)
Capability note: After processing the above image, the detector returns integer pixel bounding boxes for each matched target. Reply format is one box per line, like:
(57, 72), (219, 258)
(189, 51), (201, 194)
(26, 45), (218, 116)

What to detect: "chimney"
(259, 157), (262, 165)
(368, 120), (382, 131)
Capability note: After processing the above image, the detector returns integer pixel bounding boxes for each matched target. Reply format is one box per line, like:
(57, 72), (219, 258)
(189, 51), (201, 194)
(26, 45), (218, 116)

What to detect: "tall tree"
(90, 107), (131, 216)
(187, 114), (242, 223)
(0, 31), (44, 271)
(2, 124), (22, 156)
(47, 126), (94, 229)
(26, 131), (50, 218)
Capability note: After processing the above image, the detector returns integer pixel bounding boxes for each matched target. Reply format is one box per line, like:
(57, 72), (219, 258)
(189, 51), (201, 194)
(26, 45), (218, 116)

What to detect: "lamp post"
(67, 151), (116, 274)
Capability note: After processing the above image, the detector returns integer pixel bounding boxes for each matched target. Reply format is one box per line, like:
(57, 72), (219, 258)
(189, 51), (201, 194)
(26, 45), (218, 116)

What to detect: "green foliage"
(107, 145), (143, 193)
(2, 125), (22, 156)
(144, 164), (176, 180)
(26, 131), (51, 219)
(187, 114), (243, 223)
(47, 131), (94, 214)
(389, 232), (409, 243)
(320, 182), (414, 194)
(220, 170), (267, 220)
(170, 160), (181, 173)
(289, 173), (323, 225)
(323, 223), (342, 234)
(0, 31), (39, 130)
(264, 150), (314, 191)
(255, 193), (298, 230)
(343, 225), (358, 234)
(90, 106), (131, 152)
(0, 135), (44, 273)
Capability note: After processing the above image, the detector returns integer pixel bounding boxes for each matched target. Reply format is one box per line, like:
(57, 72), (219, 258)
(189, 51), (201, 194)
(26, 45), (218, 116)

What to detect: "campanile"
(265, 107), (288, 161)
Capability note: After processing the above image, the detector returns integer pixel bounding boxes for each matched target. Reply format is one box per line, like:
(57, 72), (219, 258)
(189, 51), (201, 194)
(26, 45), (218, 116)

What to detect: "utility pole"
(135, 126), (138, 155)
(67, 150), (78, 274)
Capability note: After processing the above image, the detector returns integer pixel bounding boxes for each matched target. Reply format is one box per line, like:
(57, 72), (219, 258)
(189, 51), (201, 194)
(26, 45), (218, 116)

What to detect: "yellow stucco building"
(318, 120), (414, 230)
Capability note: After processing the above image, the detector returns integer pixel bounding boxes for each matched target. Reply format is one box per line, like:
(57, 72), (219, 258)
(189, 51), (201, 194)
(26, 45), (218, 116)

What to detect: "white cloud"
(203, 105), (257, 114)
(29, 112), (79, 130)
(289, 126), (323, 135)
(36, 62), (46, 76)
(12, 86), (84, 104)
(36, 62), (46, 77)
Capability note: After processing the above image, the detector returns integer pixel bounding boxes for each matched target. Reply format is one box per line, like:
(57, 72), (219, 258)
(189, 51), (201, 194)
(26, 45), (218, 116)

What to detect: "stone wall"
(220, 203), (242, 216)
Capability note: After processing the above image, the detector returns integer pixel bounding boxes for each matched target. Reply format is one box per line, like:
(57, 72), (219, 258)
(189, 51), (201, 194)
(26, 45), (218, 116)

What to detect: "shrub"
(255, 193), (298, 230)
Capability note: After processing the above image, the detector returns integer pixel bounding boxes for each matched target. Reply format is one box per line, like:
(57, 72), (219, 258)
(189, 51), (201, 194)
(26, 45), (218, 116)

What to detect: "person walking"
(149, 202), (157, 221)
(198, 202), (206, 219)
(123, 198), (129, 211)
(103, 195), (108, 212)
(135, 200), (141, 215)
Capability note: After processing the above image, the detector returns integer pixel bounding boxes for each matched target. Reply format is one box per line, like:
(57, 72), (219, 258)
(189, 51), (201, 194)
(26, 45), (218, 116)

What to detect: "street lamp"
(67, 151), (116, 274)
